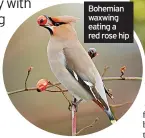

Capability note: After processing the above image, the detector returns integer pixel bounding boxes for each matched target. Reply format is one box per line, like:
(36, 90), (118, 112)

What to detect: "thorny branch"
(7, 66), (142, 135)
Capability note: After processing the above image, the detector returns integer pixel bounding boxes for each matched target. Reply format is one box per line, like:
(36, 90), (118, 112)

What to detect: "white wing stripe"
(73, 71), (79, 81)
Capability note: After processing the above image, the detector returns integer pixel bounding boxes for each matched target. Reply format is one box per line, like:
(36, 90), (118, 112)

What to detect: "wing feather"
(63, 52), (108, 109)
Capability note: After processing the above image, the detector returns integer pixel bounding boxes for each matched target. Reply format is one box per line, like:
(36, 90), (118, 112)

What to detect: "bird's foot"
(68, 99), (82, 112)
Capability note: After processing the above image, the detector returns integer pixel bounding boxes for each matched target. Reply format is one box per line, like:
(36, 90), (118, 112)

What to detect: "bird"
(37, 15), (116, 124)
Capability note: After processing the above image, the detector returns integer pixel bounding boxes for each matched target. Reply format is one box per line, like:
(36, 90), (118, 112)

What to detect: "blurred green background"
(133, 0), (145, 49)
(3, 3), (143, 136)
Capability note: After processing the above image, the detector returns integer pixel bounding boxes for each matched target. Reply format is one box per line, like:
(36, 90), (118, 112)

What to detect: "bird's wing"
(59, 50), (108, 109)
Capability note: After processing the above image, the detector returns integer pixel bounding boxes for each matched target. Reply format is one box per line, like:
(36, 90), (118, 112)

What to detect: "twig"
(45, 89), (68, 93)
(109, 102), (132, 120)
(110, 102), (132, 108)
(102, 77), (142, 81)
(75, 102), (132, 135)
(8, 77), (141, 95)
(102, 66), (110, 77)
(101, 66), (115, 101)
(8, 85), (68, 95)
(72, 97), (77, 136)
(7, 67), (35, 95)
(8, 66), (71, 111)
(76, 117), (99, 135)
(8, 88), (37, 95)
(52, 83), (71, 106)
(25, 67), (33, 90)
(47, 82), (61, 88)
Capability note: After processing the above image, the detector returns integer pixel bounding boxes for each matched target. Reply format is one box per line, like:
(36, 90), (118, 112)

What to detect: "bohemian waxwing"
(37, 15), (116, 124)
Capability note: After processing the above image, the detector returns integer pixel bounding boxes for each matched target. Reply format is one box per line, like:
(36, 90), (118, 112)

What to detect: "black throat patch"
(45, 26), (53, 35)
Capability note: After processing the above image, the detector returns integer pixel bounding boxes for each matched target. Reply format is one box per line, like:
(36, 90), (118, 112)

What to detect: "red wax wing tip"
(36, 79), (50, 92)
(37, 15), (47, 26)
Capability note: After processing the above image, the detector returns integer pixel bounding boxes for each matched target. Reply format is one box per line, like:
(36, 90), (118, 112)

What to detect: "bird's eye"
(54, 22), (60, 26)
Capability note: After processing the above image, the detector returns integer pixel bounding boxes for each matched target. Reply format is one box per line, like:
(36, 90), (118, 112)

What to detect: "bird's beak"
(37, 15), (53, 27)
(37, 15), (55, 35)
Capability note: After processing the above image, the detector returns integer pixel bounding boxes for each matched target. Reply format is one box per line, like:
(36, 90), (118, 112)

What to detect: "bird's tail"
(93, 99), (116, 124)
(104, 108), (116, 124)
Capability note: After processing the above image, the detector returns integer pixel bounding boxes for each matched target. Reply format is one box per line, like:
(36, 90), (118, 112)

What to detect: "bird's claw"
(68, 99), (82, 112)
(68, 101), (78, 112)
(68, 103), (72, 111)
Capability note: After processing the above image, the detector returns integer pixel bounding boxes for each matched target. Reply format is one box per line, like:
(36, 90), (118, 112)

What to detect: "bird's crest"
(51, 15), (79, 24)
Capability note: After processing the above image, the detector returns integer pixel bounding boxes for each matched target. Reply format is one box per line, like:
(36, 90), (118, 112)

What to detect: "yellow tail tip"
(111, 120), (116, 124)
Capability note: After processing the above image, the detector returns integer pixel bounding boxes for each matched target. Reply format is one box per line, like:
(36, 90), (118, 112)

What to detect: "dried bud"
(28, 66), (33, 72)
(36, 79), (51, 92)
(120, 66), (126, 72)
(88, 48), (98, 59)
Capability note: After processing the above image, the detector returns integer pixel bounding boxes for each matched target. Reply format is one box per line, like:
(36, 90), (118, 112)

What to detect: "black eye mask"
(48, 17), (66, 26)
(43, 15), (66, 35)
